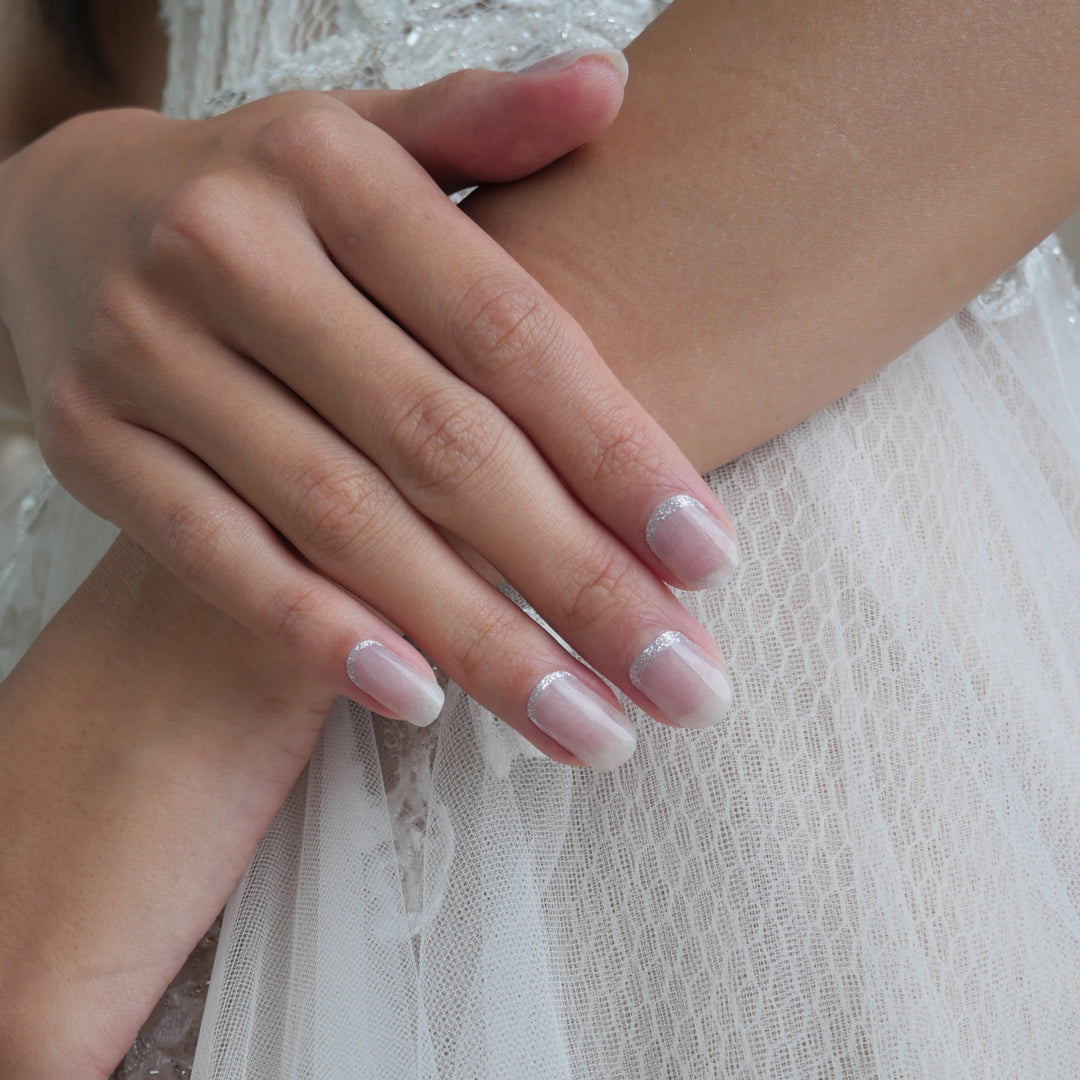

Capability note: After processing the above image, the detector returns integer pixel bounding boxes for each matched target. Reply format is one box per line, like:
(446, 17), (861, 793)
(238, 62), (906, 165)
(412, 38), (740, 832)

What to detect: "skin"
(468, 0), (1080, 472)
(0, 50), (735, 749)
(0, 538), (337, 1077)
(11, 0), (1080, 472)
(0, 0), (136, 404)
(2, 0), (1080, 1075)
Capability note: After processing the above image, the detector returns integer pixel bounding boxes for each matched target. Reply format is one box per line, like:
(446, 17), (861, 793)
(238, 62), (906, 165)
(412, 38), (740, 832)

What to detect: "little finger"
(63, 420), (445, 727)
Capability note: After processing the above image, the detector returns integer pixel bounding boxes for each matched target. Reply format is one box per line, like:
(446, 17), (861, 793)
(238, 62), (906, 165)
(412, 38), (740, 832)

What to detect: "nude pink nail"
(527, 671), (636, 771)
(646, 495), (740, 589)
(629, 631), (733, 729)
(346, 640), (444, 727)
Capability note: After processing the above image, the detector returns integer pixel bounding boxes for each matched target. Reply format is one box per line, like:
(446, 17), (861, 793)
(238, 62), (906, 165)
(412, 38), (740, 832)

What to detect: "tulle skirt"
(2, 239), (1079, 1079)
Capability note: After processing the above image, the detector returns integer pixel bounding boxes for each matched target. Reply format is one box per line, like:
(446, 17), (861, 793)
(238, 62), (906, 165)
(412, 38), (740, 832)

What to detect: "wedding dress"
(2, 1), (1080, 1077)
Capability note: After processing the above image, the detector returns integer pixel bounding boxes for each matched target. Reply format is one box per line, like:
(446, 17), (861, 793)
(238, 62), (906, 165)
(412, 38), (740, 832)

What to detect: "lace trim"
(970, 234), (1080, 326)
(0, 465), (56, 679)
(198, 2), (659, 115)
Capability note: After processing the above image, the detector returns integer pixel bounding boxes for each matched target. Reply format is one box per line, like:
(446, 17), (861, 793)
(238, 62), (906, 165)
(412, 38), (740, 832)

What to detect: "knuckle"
(391, 386), (510, 503)
(262, 579), (326, 650)
(35, 372), (102, 467)
(450, 599), (522, 683)
(251, 105), (353, 174)
(413, 69), (490, 120)
(291, 457), (388, 559)
(158, 499), (236, 584)
(557, 544), (639, 634)
(453, 275), (563, 384)
(429, 68), (479, 101)
(82, 273), (161, 371)
(36, 371), (89, 439)
(146, 173), (250, 268)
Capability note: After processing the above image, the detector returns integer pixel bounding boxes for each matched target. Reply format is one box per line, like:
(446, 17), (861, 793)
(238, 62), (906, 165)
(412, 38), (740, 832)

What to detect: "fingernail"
(527, 671), (636, 771)
(518, 48), (630, 86)
(646, 495), (740, 589)
(346, 640), (445, 727)
(630, 631), (733, 729)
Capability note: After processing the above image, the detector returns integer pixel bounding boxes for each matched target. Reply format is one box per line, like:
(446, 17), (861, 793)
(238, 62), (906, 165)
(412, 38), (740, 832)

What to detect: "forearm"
(0, 537), (332, 1078)
(466, 0), (1080, 473)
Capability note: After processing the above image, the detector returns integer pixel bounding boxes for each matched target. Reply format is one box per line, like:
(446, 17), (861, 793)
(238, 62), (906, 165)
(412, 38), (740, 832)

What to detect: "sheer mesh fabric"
(0, 0), (1077, 1075)
(181, 238), (1080, 1078)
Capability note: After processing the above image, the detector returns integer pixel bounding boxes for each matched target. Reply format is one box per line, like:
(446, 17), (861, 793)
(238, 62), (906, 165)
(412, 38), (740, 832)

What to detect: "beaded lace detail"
(161, 0), (668, 119)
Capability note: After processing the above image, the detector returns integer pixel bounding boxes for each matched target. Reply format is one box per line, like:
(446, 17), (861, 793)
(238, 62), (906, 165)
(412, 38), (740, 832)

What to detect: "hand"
(0, 55), (739, 770)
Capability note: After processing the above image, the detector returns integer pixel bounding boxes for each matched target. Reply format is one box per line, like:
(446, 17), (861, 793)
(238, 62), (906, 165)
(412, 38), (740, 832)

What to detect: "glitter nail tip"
(646, 495), (741, 590)
(527, 671), (637, 771)
(346, 640), (445, 728)
(629, 630), (733, 729)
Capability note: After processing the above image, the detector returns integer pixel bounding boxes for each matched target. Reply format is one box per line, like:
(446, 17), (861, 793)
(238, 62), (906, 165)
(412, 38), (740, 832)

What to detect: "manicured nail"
(519, 48), (630, 86)
(346, 640), (444, 727)
(646, 495), (740, 589)
(630, 631), (733, 729)
(527, 671), (636, 771)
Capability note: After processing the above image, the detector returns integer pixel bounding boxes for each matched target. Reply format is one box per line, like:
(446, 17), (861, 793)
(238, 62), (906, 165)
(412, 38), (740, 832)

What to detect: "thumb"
(330, 50), (628, 191)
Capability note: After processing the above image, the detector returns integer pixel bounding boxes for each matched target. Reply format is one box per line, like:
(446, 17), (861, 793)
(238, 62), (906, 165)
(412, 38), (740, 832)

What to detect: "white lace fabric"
(1, 0), (1079, 1076)
(160, 0), (668, 119)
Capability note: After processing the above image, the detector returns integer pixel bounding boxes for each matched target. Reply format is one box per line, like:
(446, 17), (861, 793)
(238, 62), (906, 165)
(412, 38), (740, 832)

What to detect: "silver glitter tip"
(345, 640), (379, 686)
(527, 670), (575, 723)
(629, 630), (687, 687)
(645, 494), (706, 550)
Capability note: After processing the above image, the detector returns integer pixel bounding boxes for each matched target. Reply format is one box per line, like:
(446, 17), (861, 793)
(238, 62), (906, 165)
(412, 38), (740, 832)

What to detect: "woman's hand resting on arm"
(0, 58), (739, 770)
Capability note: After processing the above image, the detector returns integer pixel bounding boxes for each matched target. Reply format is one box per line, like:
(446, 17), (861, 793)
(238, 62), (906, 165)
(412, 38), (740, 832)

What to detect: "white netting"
(1, 0), (1078, 1075)
(179, 234), (1080, 1079)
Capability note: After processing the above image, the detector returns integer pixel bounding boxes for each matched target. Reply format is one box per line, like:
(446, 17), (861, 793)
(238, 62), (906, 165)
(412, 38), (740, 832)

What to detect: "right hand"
(0, 56), (739, 769)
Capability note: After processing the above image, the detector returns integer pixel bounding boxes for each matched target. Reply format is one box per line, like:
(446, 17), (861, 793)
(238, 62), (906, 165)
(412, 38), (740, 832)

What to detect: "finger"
(157, 210), (734, 731)
(294, 118), (741, 592)
(328, 51), (628, 191)
(114, 335), (638, 770)
(51, 415), (446, 728)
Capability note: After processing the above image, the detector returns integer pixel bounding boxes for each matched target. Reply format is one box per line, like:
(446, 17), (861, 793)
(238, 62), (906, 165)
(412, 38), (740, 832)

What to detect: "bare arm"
(466, 0), (1080, 472)
(0, 538), (335, 1077)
